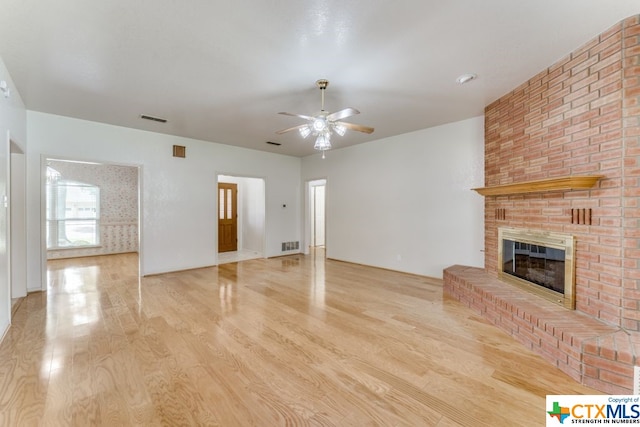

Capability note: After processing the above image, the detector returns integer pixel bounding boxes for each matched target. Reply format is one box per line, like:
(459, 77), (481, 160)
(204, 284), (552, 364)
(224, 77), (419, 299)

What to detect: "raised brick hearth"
(444, 265), (640, 394)
(444, 15), (640, 393)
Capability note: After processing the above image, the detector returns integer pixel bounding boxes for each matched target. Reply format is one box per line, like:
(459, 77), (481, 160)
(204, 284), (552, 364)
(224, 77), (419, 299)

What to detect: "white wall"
(26, 112), (301, 288)
(0, 57), (27, 337)
(302, 116), (485, 278)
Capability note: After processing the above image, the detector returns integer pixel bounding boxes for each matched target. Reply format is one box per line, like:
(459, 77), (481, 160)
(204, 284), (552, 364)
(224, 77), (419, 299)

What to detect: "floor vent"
(281, 241), (299, 251)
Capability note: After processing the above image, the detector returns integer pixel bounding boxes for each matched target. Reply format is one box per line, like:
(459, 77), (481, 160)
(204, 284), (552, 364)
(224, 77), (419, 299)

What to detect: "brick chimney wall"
(484, 16), (640, 329)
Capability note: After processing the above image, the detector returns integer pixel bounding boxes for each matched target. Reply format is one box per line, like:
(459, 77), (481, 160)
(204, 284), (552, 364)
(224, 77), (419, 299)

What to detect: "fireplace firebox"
(498, 227), (576, 309)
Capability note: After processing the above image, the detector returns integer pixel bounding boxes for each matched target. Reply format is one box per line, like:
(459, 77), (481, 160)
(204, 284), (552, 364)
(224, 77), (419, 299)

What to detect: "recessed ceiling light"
(456, 73), (477, 84)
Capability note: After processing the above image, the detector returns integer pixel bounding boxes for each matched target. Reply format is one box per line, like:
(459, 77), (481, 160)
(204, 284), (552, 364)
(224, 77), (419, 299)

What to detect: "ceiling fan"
(276, 79), (374, 157)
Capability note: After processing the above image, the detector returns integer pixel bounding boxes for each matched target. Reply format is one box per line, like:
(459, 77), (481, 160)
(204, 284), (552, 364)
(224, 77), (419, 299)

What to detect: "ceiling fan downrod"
(316, 79), (329, 111)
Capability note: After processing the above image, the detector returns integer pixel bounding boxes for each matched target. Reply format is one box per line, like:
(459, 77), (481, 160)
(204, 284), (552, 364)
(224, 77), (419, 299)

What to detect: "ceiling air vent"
(173, 145), (186, 158)
(140, 114), (167, 123)
(266, 141), (281, 146)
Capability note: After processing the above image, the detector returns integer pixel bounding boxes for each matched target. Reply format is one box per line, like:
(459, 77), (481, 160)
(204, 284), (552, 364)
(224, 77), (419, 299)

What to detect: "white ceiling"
(1, 1), (639, 157)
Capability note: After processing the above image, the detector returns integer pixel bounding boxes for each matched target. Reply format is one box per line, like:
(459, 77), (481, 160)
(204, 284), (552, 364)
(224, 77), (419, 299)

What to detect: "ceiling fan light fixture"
(333, 123), (346, 136)
(299, 125), (312, 138)
(312, 117), (327, 132)
(314, 133), (331, 151)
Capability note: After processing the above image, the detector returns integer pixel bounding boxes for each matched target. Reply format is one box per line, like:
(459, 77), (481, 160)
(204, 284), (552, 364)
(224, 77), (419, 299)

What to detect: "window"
(46, 176), (100, 249)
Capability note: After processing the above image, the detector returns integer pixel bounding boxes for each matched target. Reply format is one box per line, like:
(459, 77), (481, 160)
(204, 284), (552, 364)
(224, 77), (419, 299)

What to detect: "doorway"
(312, 184), (325, 247)
(42, 157), (141, 289)
(306, 179), (326, 252)
(217, 175), (265, 264)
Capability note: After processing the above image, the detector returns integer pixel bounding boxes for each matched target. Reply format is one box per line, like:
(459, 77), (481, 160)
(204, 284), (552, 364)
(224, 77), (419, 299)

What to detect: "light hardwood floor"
(0, 251), (597, 426)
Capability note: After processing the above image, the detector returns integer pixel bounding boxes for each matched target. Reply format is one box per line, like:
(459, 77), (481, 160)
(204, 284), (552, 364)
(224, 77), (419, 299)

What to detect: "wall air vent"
(173, 145), (186, 158)
(281, 241), (300, 251)
(140, 114), (167, 123)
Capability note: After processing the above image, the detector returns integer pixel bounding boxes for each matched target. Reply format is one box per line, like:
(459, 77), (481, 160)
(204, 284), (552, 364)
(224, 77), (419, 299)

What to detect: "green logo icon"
(548, 401), (571, 424)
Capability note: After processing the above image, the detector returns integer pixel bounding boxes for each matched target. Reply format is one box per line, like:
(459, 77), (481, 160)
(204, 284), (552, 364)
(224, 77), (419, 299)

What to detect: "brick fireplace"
(444, 15), (640, 394)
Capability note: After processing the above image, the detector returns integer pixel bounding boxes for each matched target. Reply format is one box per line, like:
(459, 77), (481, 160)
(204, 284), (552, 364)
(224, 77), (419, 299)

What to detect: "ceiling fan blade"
(327, 107), (360, 121)
(275, 123), (309, 135)
(340, 121), (374, 134)
(278, 112), (314, 121)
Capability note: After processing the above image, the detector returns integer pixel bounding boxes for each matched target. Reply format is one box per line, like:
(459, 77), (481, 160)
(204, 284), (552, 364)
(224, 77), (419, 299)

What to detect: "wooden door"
(218, 183), (237, 252)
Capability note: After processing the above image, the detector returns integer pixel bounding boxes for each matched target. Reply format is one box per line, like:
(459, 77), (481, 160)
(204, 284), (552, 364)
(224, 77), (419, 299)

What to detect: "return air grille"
(281, 241), (299, 251)
(140, 114), (167, 123)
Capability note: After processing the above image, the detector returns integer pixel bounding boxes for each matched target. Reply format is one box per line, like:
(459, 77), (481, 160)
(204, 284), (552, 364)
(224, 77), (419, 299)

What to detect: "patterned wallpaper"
(47, 160), (139, 259)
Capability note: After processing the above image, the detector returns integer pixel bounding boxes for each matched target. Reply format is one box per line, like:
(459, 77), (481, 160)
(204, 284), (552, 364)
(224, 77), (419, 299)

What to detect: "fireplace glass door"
(502, 240), (565, 294)
(497, 227), (575, 309)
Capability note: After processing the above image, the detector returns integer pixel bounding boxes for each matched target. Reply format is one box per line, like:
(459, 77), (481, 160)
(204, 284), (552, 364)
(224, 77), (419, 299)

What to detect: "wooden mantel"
(472, 175), (604, 197)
